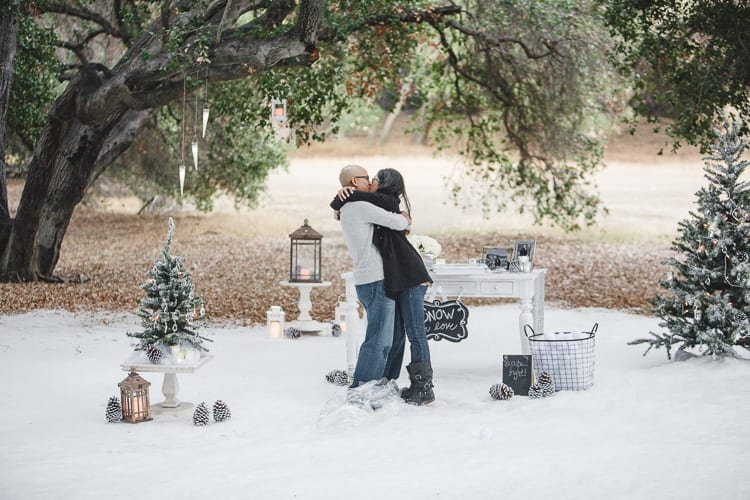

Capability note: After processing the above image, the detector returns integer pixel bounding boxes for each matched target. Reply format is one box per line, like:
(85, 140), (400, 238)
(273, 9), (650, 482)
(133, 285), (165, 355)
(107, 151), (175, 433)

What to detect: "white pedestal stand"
(279, 280), (332, 333)
(121, 354), (213, 416)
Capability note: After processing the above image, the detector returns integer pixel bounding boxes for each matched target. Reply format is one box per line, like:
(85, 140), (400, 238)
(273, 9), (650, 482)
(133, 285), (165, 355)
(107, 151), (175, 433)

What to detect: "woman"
(330, 168), (435, 405)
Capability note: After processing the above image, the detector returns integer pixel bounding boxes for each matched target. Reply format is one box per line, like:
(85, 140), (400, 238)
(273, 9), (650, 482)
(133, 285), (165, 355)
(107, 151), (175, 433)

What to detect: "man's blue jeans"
(351, 280), (395, 387)
(384, 285), (430, 380)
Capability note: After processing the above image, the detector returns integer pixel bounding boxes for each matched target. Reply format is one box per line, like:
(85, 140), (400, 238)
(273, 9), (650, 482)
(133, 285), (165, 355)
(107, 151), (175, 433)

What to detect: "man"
(336, 164), (411, 388)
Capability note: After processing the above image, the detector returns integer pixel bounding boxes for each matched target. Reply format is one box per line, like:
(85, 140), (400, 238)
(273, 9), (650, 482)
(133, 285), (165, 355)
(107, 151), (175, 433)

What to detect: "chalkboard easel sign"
(424, 300), (469, 342)
(502, 354), (534, 396)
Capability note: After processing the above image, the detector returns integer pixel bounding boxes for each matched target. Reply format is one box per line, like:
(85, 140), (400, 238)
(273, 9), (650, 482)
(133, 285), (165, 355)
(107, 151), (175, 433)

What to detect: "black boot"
(403, 362), (435, 405)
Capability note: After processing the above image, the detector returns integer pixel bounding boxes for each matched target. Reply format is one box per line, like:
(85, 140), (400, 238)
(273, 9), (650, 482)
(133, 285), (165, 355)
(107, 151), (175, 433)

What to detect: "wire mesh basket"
(524, 323), (597, 391)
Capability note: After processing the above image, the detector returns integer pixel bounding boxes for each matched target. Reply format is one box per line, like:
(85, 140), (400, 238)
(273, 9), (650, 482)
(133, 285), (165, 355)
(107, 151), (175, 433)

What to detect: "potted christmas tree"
(631, 116), (750, 359)
(128, 217), (211, 364)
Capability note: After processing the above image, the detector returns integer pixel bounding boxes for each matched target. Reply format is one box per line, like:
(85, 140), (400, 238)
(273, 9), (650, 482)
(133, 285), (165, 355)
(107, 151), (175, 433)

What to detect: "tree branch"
(42, 2), (127, 39)
(443, 19), (558, 59)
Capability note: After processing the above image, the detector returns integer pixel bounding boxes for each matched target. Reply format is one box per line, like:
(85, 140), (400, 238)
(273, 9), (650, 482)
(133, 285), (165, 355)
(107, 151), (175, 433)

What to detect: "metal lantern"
(267, 305), (285, 339)
(270, 98), (287, 123)
(118, 370), (152, 423)
(289, 219), (322, 282)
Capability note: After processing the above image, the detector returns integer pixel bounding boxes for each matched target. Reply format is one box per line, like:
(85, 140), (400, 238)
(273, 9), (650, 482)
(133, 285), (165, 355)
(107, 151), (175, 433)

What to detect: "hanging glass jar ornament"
(179, 164), (186, 195)
(202, 105), (210, 138)
(191, 137), (199, 171)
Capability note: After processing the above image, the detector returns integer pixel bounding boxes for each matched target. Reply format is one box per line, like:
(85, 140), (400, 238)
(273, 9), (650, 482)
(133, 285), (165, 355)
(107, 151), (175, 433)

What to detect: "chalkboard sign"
(424, 300), (469, 342)
(502, 355), (534, 396)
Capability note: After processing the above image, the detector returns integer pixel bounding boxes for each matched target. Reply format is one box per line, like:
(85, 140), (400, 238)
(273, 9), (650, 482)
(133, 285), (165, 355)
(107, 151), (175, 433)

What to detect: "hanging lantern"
(266, 305), (285, 339)
(202, 105), (210, 138)
(118, 370), (152, 423)
(289, 219), (322, 283)
(191, 137), (199, 171)
(179, 164), (186, 195)
(270, 98), (287, 123)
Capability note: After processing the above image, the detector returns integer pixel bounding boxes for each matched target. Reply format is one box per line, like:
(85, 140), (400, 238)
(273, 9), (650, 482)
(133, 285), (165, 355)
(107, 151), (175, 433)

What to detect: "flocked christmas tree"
(630, 116), (750, 358)
(127, 217), (211, 353)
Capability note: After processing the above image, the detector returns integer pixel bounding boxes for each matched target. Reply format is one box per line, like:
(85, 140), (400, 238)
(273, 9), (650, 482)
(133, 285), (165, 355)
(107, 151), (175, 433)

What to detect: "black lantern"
(289, 219), (322, 282)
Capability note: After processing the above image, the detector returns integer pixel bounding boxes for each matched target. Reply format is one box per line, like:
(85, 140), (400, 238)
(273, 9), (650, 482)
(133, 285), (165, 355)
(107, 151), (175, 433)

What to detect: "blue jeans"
(384, 285), (430, 380)
(351, 280), (395, 387)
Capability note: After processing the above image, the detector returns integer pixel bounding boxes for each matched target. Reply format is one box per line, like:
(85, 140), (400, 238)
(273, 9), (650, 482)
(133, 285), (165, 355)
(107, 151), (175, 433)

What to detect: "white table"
(279, 280), (332, 332)
(120, 354), (213, 409)
(340, 265), (545, 372)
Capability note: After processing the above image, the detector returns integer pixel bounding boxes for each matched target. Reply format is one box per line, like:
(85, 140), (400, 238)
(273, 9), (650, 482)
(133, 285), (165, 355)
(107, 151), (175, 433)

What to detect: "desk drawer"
(429, 281), (478, 297)
(479, 280), (514, 296)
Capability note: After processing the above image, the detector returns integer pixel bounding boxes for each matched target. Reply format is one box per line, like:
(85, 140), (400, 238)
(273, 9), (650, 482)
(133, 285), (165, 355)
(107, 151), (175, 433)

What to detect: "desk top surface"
(429, 264), (545, 279)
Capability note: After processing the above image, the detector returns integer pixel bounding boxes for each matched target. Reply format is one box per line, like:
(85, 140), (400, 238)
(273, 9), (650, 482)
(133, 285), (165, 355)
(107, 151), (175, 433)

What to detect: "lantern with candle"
(270, 98), (287, 123)
(289, 219), (322, 283)
(267, 305), (285, 339)
(118, 370), (152, 423)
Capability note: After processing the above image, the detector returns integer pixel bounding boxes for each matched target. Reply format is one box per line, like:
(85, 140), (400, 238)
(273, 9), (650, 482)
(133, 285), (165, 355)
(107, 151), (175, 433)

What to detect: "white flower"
(407, 234), (441, 258)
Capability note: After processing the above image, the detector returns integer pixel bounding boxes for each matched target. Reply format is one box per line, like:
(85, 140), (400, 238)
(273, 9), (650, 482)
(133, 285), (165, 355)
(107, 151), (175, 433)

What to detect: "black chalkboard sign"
(502, 355), (534, 396)
(424, 300), (469, 342)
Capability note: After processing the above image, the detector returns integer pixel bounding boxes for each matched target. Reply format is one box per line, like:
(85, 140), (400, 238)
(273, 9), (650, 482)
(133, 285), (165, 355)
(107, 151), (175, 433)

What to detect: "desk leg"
(343, 301), (360, 378)
(518, 298), (533, 355)
(533, 273), (545, 337)
(160, 372), (181, 408)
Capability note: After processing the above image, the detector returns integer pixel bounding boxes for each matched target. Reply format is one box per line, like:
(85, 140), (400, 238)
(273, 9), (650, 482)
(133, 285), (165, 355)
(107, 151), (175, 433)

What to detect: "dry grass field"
(1, 126), (713, 324)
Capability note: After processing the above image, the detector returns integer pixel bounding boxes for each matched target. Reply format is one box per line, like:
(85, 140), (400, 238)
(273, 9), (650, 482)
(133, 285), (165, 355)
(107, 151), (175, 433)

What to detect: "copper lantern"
(118, 370), (152, 423)
(289, 219), (322, 282)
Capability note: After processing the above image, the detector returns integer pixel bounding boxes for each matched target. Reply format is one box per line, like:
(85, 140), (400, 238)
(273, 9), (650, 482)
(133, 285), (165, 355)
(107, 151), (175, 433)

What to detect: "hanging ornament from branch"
(202, 105), (210, 138)
(202, 67), (210, 138)
(179, 164), (186, 195)
(191, 137), (199, 171)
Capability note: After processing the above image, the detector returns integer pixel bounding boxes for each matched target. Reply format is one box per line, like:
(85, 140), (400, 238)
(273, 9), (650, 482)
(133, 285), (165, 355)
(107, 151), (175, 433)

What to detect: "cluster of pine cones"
(528, 371), (556, 398)
(325, 369), (351, 386)
(193, 400), (232, 426)
(489, 371), (556, 401)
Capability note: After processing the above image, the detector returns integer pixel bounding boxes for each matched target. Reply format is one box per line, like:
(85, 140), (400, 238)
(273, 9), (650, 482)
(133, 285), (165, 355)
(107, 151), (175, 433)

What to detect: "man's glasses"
(353, 175), (369, 182)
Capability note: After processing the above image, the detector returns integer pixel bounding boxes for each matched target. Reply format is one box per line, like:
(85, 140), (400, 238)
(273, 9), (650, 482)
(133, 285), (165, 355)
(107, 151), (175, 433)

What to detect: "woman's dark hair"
(375, 168), (411, 215)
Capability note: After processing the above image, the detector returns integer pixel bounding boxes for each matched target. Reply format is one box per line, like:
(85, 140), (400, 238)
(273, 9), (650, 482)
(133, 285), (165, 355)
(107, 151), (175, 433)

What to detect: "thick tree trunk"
(0, 1), (20, 257)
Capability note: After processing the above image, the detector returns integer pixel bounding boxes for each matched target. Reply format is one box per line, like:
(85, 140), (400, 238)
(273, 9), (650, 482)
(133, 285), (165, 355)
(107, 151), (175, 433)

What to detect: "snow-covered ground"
(1, 305), (748, 500)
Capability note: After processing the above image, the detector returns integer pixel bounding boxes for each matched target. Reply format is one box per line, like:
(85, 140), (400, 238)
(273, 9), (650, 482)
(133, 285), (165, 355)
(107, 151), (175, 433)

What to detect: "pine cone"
(105, 396), (122, 423)
(331, 323), (342, 337)
(325, 369), (350, 386)
(528, 384), (544, 399)
(212, 400), (231, 422)
(537, 371), (552, 387)
(285, 327), (301, 339)
(193, 402), (210, 426)
(145, 344), (164, 364)
(489, 383), (514, 400)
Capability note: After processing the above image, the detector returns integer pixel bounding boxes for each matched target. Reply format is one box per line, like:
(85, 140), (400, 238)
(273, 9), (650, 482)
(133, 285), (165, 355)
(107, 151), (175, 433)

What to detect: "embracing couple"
(331, 164), (435, 406)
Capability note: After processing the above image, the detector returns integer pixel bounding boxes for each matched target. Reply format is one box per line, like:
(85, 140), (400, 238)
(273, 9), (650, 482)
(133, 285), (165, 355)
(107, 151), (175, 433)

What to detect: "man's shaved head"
(339, 164), (368, 187)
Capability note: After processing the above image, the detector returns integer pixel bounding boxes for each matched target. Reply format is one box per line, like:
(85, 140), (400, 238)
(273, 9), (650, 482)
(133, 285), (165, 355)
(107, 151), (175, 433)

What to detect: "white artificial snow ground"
(1, 305), (749, 500)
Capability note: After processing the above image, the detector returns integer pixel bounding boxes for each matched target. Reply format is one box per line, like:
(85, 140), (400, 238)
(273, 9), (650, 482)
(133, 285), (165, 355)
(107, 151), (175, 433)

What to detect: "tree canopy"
(603, 0), (750, 151)
(0, 0), (623, 280)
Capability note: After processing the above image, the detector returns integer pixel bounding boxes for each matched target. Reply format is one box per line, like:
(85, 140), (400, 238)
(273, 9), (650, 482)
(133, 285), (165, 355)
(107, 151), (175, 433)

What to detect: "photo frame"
(513, 240), (536, 262)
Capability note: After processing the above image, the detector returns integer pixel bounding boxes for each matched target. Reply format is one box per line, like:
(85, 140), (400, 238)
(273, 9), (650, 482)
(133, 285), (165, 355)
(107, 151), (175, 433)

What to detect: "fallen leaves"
(0, 212), (673, 324)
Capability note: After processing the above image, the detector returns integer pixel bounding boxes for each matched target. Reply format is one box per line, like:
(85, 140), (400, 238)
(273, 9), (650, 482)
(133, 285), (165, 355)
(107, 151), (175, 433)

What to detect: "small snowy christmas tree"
(631, 116), (750, 358)
(127, 217), (212, 354)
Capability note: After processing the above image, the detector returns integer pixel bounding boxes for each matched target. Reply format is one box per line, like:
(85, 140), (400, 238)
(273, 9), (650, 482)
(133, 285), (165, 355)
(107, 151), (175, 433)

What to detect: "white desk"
(341, 265), (545, 372)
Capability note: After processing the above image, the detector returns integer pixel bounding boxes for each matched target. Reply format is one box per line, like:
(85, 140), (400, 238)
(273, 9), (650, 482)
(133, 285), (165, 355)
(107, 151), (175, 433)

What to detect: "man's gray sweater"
(340, 201), (410, 285)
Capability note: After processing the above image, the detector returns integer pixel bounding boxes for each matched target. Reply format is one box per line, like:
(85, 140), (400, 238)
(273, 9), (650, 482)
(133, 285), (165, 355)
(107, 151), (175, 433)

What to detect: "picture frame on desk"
(512, 240), (536, 273)
(513, 240), (536, 262)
